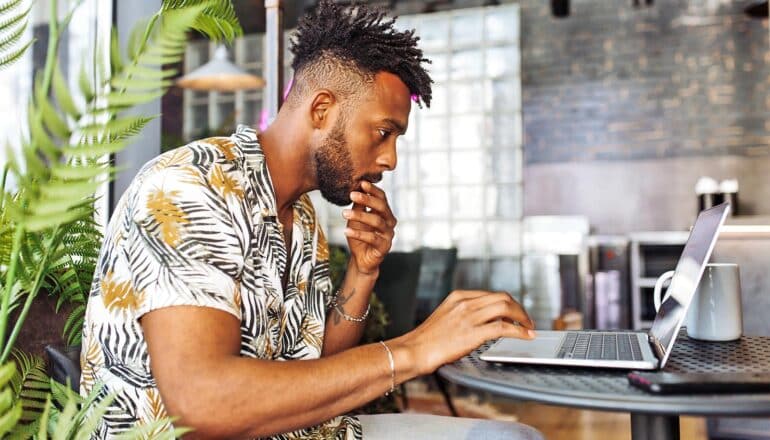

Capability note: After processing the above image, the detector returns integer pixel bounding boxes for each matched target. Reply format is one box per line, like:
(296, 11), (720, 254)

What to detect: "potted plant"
(0, 0), (241, 436)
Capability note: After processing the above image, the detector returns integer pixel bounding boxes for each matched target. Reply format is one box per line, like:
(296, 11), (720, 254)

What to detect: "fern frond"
(49, 163), (109, 181)
(63, 306), (86, 346)
(0, 38), (31, 70)
(51, 64), (81, 120)
(10, 352), (49, 425)
(70, 392), (110, 440)
(0, 0), (23, 16)
(77, 62), (94, 104)
(162, 0), (241, 42)
(0, 0), (31, 71)
(126, 17), (149, 61)
(37, 88), (72, 140)
(50, 390), (78, 439)
(20, 206), (93, 233)
(0, 16), (26, 48)
(44, 209), (100, 345)
(0, 365), (22, 437)
(0, 5), (29, 34)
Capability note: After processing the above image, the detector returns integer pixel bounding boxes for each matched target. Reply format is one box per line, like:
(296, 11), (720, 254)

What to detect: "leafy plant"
(162, 0), (242, 41)
(0, 0), (241, 437)
(48, 215), (102, 347)
(0, 0), (33, 70)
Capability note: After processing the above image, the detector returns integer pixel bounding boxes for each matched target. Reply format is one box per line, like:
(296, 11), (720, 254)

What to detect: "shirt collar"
(230, 124), (279, 221)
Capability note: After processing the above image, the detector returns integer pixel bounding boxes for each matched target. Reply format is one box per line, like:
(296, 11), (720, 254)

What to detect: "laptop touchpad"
(489, 333), (563, 358)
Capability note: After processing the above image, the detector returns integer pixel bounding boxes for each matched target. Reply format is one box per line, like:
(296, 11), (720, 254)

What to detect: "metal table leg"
(630, 413), (679, 440)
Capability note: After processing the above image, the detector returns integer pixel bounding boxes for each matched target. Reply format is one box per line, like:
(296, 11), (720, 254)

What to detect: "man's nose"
(377, 141), (397, 171)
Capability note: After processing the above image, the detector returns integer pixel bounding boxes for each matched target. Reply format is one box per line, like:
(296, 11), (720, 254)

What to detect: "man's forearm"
(322, 261), (378, 356)
(171, 340), (419, 439)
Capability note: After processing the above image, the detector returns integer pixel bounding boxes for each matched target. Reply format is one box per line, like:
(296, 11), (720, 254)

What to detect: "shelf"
(628, 231), (690, 245)
(630, 232), (687, 330)
(637, 277), (659, 288)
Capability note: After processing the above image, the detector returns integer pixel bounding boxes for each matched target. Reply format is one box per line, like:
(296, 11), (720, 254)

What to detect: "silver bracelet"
(379, 341), (396, 395)
(331, 289), (370, 322)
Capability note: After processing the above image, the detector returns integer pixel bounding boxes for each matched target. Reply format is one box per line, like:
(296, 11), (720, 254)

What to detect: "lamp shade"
(176, 45), (265, 92)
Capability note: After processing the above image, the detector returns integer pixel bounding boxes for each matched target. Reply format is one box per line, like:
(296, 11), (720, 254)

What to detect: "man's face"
(314, 71), (412, 206)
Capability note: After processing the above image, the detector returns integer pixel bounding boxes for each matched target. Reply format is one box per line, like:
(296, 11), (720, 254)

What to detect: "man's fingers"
(343, 208), (392, 234)
(482, 319), (536, 341)
(444, 290), (495, 302)
(344, 228), (390, 254)
(361, 180), (386, 198)
(469, 299), (535, 331)
(468, 292), (534, 329)
(350, 190), (396, 227)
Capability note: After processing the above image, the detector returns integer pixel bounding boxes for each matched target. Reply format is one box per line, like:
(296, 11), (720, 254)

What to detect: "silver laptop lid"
(648, 203), (731, 368)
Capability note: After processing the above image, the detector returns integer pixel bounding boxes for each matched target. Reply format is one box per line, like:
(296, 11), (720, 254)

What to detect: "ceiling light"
(176, 45), (265, 92)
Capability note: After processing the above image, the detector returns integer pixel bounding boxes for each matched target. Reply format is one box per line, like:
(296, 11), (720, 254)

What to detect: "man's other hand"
(342, 181), (396, 276)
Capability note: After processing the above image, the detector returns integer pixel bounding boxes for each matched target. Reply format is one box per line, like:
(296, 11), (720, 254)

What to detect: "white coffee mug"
(653, 263), (743, 341)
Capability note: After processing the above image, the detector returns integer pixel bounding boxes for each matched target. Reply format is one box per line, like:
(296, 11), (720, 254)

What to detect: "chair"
(376, 248), (461, 416)
(374, 251), (423, 341)
(372, 251), (423, 410)
(45, 345), (81, 392)
(415, 247), (460, 417)
(414, 247), (458, 326)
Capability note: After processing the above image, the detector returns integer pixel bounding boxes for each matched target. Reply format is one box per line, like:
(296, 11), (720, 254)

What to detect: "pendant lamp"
(176, 45), (265, 92)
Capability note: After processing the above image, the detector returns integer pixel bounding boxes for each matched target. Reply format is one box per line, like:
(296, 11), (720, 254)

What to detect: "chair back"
(415, 247), (458, 324)
(45, 345), (81, 392)
(374, 251), (423, 339)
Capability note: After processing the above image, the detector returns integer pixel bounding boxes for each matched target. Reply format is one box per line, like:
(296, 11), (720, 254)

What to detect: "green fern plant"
(47, 212), (102, 347)
(10, 351), (49, 429)
(0, 0), (33, 70)
(0, 0), (242, 437)
(162, 0), (242, 41)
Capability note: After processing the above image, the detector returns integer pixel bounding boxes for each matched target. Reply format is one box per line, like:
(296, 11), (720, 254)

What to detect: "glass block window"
(324, 4), (524, 293)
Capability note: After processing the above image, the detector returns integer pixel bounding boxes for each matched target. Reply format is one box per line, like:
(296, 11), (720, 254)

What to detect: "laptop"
(481, 203), (731, 370)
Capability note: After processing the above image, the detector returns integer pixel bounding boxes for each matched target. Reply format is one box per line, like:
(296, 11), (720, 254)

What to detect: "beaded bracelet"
(331, 289), (371, 322)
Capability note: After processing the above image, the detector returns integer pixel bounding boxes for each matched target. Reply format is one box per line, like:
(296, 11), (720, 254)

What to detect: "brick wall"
(520, 0), (770, 164)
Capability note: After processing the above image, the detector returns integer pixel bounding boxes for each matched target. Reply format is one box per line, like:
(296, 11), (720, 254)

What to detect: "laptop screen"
(648, 203), (730, 367)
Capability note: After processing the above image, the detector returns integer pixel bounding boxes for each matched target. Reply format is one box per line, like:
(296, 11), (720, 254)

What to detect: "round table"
(438, 332), (770, 440)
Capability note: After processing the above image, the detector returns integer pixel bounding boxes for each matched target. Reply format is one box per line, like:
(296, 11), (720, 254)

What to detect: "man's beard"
(315, 119), (357, 206)
(314, 119), (383, 206)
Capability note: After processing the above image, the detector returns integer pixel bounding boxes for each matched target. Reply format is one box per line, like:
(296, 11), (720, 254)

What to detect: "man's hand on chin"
(342, 180), (396, 278)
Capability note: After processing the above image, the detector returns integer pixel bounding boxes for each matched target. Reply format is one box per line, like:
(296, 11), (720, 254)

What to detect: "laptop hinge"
(648, 334), (666, 362)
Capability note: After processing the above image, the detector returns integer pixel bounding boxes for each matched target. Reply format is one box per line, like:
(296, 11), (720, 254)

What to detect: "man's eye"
(378, 129), (390, 139)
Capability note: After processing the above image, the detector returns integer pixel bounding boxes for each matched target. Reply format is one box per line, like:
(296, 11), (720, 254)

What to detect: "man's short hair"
(287, 0), (433, 109)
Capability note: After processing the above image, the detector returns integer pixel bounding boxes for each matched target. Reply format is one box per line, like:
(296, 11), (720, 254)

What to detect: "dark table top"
(438, 331), (770, 416)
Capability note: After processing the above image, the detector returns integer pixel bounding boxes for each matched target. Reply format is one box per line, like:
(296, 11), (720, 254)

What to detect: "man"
(81, 1), (538, 438)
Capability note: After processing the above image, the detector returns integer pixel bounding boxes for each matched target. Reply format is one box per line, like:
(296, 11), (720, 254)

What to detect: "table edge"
(438, 363), (770, 417)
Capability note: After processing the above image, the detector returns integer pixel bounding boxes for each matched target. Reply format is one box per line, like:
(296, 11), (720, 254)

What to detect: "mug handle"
(653, 270), (676, 312)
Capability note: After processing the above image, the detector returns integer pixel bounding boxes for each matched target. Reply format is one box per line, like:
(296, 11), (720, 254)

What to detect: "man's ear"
(309, 89), (336, 129)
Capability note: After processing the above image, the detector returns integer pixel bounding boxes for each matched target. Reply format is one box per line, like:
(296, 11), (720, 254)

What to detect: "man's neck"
(257, 115), (316, 218)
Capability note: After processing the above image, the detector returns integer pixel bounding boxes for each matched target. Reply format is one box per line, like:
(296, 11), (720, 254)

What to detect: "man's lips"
(361, 174), (383, 184)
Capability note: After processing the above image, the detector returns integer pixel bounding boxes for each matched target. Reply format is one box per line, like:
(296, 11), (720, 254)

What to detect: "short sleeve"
(126, 165), (245, 321)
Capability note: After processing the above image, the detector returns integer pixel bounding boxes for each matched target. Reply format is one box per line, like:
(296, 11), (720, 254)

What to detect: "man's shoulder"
(129, 136), (248, 192)
(146, 136), (243, 174)
(120, 135), (253, 218)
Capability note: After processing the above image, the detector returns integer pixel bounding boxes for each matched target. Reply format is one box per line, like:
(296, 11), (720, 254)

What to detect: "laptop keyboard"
(556, 332), (643, 361)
